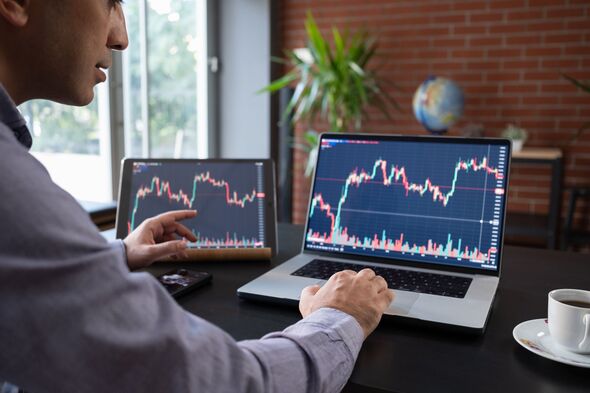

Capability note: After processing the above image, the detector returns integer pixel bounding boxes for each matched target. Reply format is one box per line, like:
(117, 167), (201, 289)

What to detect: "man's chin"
(60, 89), (96, 106)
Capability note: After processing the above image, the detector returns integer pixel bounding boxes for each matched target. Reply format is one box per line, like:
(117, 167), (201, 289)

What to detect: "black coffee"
(561, 300), (590, 308)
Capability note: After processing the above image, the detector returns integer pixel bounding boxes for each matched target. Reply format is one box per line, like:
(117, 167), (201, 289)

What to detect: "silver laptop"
(238, 133), (511, 332)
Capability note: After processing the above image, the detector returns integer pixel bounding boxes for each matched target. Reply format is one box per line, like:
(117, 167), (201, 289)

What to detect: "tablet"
(116, 159), (277, 259)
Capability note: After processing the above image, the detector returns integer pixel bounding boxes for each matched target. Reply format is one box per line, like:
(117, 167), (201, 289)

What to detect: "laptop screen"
(116, 159), (277, 252)
(304, 134), (510, 273)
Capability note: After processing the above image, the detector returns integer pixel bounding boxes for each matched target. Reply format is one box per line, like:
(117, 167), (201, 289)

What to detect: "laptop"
(238, 133), (511, 332)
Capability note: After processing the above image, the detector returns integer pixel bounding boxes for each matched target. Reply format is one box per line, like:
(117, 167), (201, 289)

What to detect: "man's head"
(0, 0), (128, 106)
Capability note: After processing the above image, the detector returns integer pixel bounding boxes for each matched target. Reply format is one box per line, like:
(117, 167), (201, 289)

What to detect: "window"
(18, 0), (215, 203)
(20, 84), (113, 202)
(123, 0), (213, 159)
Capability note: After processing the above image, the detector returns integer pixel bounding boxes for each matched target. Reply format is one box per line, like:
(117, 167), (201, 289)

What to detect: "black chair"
(561, 186), (590, 251)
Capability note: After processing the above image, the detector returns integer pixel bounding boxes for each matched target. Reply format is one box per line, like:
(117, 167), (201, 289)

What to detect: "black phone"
(156, 269), (212, 298)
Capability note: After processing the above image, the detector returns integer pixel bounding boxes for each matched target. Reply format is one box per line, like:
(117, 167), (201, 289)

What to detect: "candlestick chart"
(127, 161), (267, 248)
(304, 138), (509, 271)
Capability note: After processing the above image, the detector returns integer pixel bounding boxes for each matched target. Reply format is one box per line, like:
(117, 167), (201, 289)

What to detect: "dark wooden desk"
(139, 224), (590, 392)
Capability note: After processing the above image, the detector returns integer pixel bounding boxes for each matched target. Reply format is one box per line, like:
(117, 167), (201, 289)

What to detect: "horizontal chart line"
(316, 177), (497, 192)
(339, 207), (494, 224)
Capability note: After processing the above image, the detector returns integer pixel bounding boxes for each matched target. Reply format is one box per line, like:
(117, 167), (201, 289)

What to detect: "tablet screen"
(116, 159), (276, 253)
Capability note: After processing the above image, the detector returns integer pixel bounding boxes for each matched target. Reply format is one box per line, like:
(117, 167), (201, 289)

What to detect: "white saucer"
(513, 318), (590, 368)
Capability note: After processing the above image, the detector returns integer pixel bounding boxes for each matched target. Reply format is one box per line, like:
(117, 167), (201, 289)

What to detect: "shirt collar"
(0, 84), (32, 149)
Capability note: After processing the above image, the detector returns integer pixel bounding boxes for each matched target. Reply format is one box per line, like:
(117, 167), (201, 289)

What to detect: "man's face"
(25, 0), (128, 106)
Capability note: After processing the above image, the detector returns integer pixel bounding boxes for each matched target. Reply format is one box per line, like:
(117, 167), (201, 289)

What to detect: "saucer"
(513, 318), (590, 368)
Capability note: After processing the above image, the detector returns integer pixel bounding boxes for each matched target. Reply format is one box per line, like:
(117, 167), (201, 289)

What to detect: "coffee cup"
(548, 289), (590, 354)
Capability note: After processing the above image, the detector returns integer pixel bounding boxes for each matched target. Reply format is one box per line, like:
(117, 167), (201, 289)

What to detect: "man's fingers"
(163, 222), (197, 242)
(357, 268), (376, 280)
(145, 239), (188, 261)
(156, 209), (197, 224)
(373, 275), (388, 292)
(378, 289), (395, 309)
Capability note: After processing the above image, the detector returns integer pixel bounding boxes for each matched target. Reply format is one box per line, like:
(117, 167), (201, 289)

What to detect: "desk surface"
(131, 224), (590, 392)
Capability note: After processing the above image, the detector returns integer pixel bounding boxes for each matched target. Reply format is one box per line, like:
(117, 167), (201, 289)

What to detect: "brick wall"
(281, 0), (590, 239)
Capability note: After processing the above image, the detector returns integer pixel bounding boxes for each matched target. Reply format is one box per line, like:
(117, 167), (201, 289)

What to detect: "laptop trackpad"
(388, 290), (420, 316)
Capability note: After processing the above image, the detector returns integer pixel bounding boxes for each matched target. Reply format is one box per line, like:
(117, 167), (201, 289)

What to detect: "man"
(0, 1), (394, 392)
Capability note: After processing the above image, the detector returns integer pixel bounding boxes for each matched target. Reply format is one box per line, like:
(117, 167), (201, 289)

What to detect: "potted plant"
(260, 12), (400, 176)
(501, 124), (528, 152)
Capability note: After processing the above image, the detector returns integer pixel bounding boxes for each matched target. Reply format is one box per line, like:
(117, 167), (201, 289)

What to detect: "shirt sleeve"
(109, 239), (128, 266)
(0, 127), (364, 393)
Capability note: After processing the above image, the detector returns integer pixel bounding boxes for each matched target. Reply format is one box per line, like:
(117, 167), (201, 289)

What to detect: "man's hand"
(299, 269), (394, 338)
(123, 210), (198, 270)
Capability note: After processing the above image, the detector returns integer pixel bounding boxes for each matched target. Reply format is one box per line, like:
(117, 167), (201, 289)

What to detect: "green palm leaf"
(260, 10), (401, 165)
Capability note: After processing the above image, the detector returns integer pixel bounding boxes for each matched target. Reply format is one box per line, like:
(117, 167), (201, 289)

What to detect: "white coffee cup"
(548, 289), (590, 354)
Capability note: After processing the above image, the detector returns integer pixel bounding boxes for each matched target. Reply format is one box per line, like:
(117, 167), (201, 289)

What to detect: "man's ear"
(0, 0), (29, 27)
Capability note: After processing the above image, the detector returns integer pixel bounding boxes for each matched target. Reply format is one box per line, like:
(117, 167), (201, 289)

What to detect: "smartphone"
(156, 269), (212, 298)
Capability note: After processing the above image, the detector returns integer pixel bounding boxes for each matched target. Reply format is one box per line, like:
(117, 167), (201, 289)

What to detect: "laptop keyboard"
(291, 259), (472, 298)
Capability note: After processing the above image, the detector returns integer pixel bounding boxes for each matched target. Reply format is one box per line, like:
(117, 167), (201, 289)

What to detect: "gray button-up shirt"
(0, 84), (364, 393)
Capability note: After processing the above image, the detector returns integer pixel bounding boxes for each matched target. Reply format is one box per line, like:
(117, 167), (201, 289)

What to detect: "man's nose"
(108, 5), (129, 51)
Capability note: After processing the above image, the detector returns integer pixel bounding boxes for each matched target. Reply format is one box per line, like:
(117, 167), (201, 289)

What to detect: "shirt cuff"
(109, 239), (128, 267)
(282, 307), (365, 360)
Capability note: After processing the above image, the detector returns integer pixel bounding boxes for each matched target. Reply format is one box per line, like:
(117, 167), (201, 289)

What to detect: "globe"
(412, 76), (464, 135)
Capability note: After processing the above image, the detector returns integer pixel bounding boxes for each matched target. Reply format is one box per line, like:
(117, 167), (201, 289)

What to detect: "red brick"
(502, 84), (539, 94)
(568, 20), (590, 30)
(506, 9), (545, 21)
(490, 24), (527, 34)
(490, 0), (527, 9)
(506, 201), (533, 213)
(524, 71), (561, 81)
(488, 48), (523, 58)
(502, 59), (540, 69)
(470, 37), (503, 47)
(528, 0), (566, 7)
(451, 49), (486, 58)
(505, 35), (542, 46)
(564, 46), (590, 56)
(526, 96), (560, 105)
(453, 1), (488, 11)
(542, 83), (581, 93)
(527, 22), (566, 32)
(453, 25), (487, 35)
(470, 13), (505, 23)
(467, 61), (502, 71)
(485, 96), (521, 106)
(486, 72), (521, 82)
(432, 37), (466, 47)
(546, 8), (587, 19)
(432, 14), (467, 24)
(525, 47), (563, 57)
(561, 96), (590, 105)
(545, 34), (584, 44)
(541, 58), (581, 69)
(467, 85), (500, 94)
(455, 72), (486, 81)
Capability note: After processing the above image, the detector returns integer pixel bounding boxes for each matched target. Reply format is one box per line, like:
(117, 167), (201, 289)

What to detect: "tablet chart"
(305, 139), (509, 270)
(128, 161), (267, 248)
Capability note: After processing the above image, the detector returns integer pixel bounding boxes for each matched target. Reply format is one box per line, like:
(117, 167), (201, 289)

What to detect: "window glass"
(19, 84), (112, 202)
(123, 0), (199, 158)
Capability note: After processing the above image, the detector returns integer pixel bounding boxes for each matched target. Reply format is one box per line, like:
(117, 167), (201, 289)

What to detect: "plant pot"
(512, 139), (524, 152)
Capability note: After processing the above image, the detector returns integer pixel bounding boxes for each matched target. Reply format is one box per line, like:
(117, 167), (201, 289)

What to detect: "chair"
(561, 186), (590, 251)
